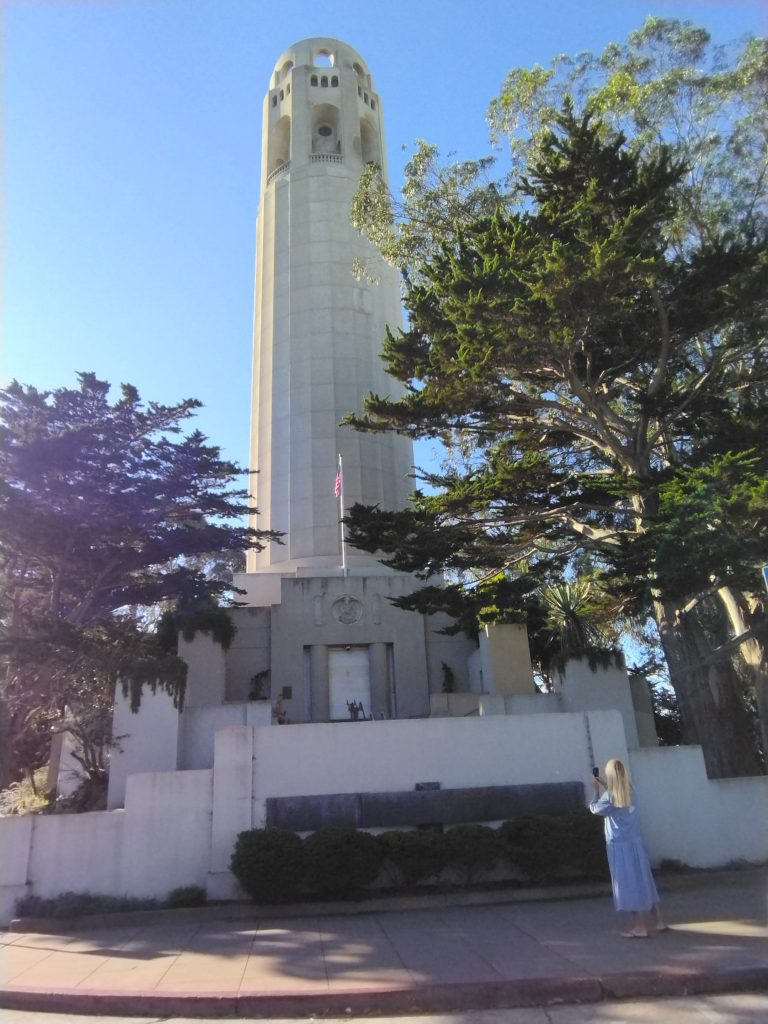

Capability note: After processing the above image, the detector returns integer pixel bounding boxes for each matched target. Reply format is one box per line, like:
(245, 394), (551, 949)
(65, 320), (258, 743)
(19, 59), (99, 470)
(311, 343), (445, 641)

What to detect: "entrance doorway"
(328, 646), (371, 720)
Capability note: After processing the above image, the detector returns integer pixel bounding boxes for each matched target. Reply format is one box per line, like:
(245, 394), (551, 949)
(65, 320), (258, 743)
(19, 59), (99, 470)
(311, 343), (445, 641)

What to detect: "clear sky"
(4, 0), (766, 474)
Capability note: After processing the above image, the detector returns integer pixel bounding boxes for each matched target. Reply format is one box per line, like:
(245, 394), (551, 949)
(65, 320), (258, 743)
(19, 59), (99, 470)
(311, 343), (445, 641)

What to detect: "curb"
(2, 967), (767, 1018)
(9, 866), (764, 935)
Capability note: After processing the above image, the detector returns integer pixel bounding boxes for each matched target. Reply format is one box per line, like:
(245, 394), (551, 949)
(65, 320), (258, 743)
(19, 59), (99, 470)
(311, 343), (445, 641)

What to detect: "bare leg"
(651, 904), (669, 931)
(621, 912), (648, 937)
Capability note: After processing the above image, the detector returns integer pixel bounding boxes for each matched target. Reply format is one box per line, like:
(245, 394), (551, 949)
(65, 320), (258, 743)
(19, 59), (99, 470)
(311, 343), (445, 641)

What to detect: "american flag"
(334, 457), (342, 498)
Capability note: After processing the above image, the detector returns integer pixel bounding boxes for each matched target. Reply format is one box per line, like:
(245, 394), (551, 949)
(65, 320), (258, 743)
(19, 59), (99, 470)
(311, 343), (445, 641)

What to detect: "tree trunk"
(717, 586), (768, 763)
(653, 598), (764, 778)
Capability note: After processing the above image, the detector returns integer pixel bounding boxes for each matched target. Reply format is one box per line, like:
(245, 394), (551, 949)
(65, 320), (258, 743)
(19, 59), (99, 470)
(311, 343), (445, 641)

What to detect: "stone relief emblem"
(332, 595), (363, 624)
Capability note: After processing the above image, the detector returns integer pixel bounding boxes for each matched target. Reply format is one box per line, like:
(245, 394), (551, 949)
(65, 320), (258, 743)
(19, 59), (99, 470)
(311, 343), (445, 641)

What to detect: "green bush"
(499, 815), (564, 885)
(230, 827), (306, 903)
(378, 829), (447, 887)
(167, 884), (207, 908)
(561, 810), (609, 881)
(15, 891), (158, 919)
(444, 824), (499, 883)
(304, 826), (383, 898)
(499, 811), (608, 885)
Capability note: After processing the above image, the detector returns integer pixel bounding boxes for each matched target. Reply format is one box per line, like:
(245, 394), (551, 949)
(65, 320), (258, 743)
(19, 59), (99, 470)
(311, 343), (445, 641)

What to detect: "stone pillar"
(369, 642), (389, 719)
(479, 623), (536, 695)
(208, 725), (254, 900)
(178, 633), (226, 708)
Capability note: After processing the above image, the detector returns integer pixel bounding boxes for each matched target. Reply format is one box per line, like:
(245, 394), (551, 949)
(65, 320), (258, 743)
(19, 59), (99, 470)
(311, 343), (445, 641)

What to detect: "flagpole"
(337, 453), (348, 577)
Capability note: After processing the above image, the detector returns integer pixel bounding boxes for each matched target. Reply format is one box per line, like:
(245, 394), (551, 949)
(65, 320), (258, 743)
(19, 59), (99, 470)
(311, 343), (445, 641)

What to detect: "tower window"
(315, 51), (334, 67)
(331, 76), (339, 87)
(358, 86), (362, 97)
(287, 83), (291, 94)
(272, 95), (277, 107)
(364, 93), (369, 105)
(318, 125), (332, 137)
(280, 89), (284, 100)
(321, 76), (328, 87)
(311, 75), (318, 86)
(370, 99), (376, 110)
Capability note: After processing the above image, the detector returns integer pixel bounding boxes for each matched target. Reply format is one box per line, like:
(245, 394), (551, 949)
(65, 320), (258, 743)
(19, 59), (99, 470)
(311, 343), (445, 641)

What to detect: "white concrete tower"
(247, 37), (413, 574)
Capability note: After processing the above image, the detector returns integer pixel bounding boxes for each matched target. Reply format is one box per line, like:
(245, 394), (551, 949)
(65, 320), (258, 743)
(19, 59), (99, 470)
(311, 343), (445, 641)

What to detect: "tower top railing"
(310, 153), (344, 164)
(267, 161), (291, 185)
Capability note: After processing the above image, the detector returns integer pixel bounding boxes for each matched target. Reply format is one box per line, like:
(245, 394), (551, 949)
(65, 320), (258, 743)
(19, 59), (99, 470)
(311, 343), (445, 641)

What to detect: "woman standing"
(590, 758), (667, 937)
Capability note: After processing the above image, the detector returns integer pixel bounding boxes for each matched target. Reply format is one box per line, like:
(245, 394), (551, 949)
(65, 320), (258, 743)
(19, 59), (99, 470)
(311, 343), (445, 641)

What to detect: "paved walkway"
(2, 871), (766, 1018)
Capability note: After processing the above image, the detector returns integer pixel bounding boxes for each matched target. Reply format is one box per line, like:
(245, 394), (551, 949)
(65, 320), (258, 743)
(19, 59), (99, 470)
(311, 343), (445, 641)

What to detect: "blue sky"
(4, 0), (766, 474)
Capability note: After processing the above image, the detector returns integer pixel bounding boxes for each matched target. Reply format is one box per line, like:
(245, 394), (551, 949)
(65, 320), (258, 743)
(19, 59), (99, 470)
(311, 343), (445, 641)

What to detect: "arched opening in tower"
(311, 103), (340, 155)
(269, 115), (291, 171)
(360, 117), (380, 166)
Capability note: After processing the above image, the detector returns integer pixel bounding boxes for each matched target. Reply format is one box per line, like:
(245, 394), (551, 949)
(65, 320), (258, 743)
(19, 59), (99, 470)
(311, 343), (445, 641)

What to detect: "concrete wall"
(181, 701), (272, 770)
(224, 606), (272, 702)
(4, 710), (767, 924)
(479, 623), (537, 695)
(629, 676), (658, 747)
(107, 686), (181, 809)
(0, 816), (35, 924)
(179, 633), (226, 708)
(431, 693), (481, 717)
(556, 659), (640, 749)
(630, 745), (768, 868)
(27, 810), (125, 899)
(121, 770), (212, 894)
(480, 693), (562, 716)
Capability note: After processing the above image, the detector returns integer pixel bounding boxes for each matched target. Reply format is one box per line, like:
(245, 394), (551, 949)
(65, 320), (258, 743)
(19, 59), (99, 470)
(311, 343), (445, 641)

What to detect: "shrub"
(230, 827), (306, 903)
(167, 884), (207, 908)
(15, 891), (158, 919)
(561, 810), (609, 881)
(304, 826), (383, 898)
(499, 811), (608, 885)
(378, 829), (447, 887)
(443, 824), (499, 884)
(499, 815), (564, 885)
(0, 769), (51, 816)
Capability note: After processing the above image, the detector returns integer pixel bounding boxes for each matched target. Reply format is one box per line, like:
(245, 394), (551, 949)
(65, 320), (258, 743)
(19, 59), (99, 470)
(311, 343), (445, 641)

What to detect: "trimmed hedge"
(230, 826), (306, 903)
(230, 811), (608, 903)
(444, 824), (500, 883)
(377, 828), (446, 886)
(303, 826), (383, 897)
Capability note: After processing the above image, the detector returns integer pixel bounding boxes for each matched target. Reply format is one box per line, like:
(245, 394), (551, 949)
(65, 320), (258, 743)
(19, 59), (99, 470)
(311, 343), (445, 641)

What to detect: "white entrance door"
(328, 647), (371, 720)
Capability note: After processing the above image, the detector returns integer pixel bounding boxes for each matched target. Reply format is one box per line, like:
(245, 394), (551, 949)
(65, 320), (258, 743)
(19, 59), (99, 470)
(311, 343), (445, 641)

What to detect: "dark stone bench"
(265, 781), (584, 831)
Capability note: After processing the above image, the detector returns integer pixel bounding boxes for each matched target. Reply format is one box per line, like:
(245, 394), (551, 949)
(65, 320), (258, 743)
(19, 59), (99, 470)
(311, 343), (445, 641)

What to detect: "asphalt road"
(3, 993), (768, 1024)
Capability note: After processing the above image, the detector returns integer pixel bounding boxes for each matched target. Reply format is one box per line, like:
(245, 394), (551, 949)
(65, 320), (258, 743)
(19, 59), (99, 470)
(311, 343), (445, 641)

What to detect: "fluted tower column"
(247, 38), (413, 573)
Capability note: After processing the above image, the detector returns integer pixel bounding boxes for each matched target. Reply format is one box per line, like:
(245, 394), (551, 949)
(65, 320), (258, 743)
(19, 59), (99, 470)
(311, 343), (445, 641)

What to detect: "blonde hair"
(605, 758), (632, 808)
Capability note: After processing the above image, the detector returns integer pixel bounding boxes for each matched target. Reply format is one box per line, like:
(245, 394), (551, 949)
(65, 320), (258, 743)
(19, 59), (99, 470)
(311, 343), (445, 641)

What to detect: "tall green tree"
(0, 373), (279, 789)
(346, 106), (767, 777)
(488, 17), (767, 249)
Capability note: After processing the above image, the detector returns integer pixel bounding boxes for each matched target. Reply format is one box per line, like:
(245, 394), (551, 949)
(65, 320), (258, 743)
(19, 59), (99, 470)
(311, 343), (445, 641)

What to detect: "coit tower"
(247, 37), (413, 574)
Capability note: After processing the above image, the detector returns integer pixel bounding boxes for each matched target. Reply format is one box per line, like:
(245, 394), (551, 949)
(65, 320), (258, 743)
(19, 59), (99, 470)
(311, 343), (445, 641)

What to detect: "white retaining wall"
(2, 710), (767, 924)
(629, 745), (768, 868)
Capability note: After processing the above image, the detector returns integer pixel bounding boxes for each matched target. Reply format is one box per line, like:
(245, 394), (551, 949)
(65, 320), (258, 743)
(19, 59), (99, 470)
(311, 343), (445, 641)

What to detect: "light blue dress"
(590, 791), (659, 912)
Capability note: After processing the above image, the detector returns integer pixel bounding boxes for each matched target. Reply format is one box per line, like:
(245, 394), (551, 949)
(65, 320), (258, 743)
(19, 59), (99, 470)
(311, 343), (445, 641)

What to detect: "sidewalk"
(2, 870), (766, 1018)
